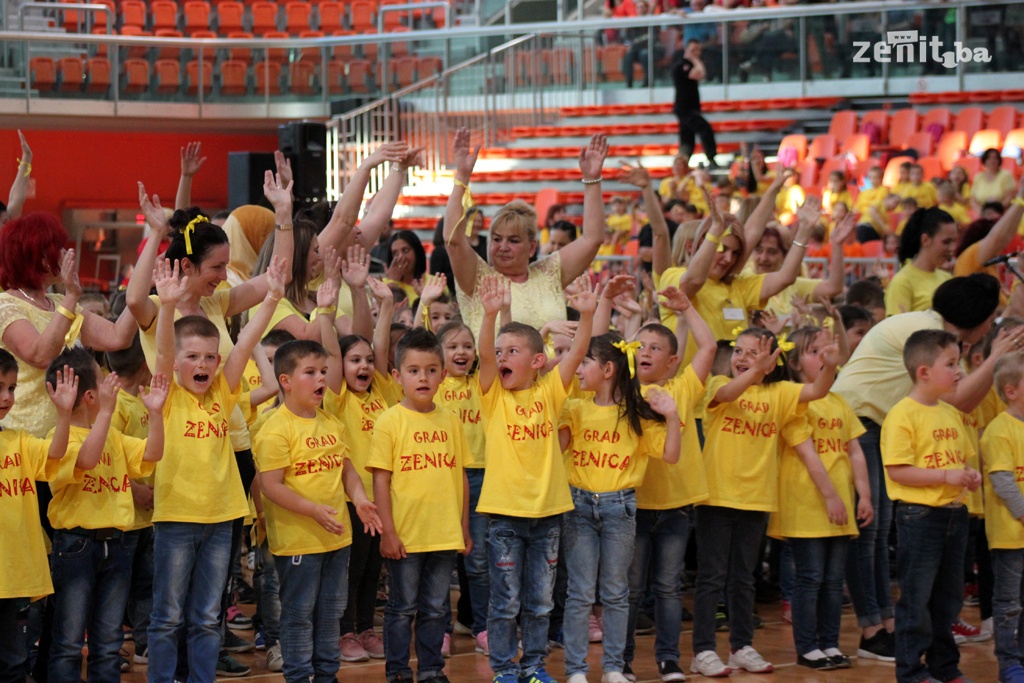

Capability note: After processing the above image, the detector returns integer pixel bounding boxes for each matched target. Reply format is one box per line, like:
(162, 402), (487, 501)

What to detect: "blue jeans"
(49, 529), (137, 683)
(894, 504), (968, 683)
(625, 506), (690, 664)
(465, 468), (490, 635)
(789, 536), (850, 655)
(274, 547), (350, 683)
(384, 551), (458, 682)
(487, 513), (561, 678)
(992, 548), (1024, 672)
(0, 598), (28, 683)
(846, 418), (895, 628)
(148, 521), (233, 683)
(778, 540), (794, 603)
(563, 488), (636, 676)
(255, 540), (281, 648)
(128, 527), (154, 653)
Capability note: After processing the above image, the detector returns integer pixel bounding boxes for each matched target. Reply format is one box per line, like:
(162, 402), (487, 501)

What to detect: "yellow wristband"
(276, 223), (293, 231)
(705, 233), (721, 246)
(56, 305), (76, 321)
(315, 306), (336, 317)
(1013, 198), (1024, 208)
(17, 158), (31, 177)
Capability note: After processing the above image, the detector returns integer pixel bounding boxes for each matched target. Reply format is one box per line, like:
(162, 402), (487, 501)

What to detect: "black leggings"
(675, 109), (717, 162)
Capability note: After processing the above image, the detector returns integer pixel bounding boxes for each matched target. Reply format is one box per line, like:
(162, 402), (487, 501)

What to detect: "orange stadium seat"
(883, 155), (913, 188)
(85, 57), (111, 93)
(317, 1), (343, 31)
(90, 27), (111, 57)
(347, 59), (372, 93)
(298, 30), (324, 61)
(859, 110), (889, 144)
(917, 156), (943, 181)
(903, 131), (934, 157)
(828, 111), (857, 140)
(888, 109), (919, 148)
(391, 56), (416, 88)
(970, 129), (1004, 156)
(122, 58), (150, 93)
(183, 1), (210, 33)
(388, 25), (410, 57)
(289, 60), (316, 94)
(118, 25), (152, 59)
(254, 60), (282, 93)
(284, 2), (312, 32)
(921, 107), (952, 135)
(216, 1), (244, 33)
(543, 48), (574, 86)
(380, 0), (407, 29)
(957, 156), (982, 177)
(58, 57), (83, 92)
(807, 134), (837, 161)
(350, 0), (376, 31)
(151, 0), (179, 31)
(154, 59), (181, 93)
(818, 157), (847, 189)
(797, 158), (817, 188)
(988, 106), (1019, 138)
(416, 56), (442, 80)
(840, 133), (871, 162)
(954, 106), (986, 140)
(120, 0), (146, 28)
(226, 31), (254, 62)
(1005, 129), (1024, 157)
(599, 44), (627, 82)
(330, 30), (355, 59)
(250, 1), (279, 34)
(262, 31), (289, 62)
(360, 29), (378, 60)
(186, 59), (213, 94)
(154, 29), (183, 60)
(326, 60), (345, 94)
(219, 59), (248, 94)
(936, 131), (968, 172)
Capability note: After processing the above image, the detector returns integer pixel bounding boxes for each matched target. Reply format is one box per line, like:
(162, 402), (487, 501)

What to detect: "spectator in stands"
(681, 0), (717, 50)
(2, 131), (31, 225)
(670, 40), (718, 167)
(637, 200), (688, 271)
(936, 182), (970, 229)
(821, 171), (852, 219)
(853, 166), (891, 243)
(431, 208), (487, 291)
(621, 0), (666, 87)
(382, 230), (427, 304)
(954, 178), (1024, 278)
(775, 167), (805, 226)
(885, 208), (958, 316)
(545, 203), (567, 230)
(896, 163), (938, 209)
(972, 148), (1016, 211)
(443, 128), (608, 340)
(947, 165), (972, 207)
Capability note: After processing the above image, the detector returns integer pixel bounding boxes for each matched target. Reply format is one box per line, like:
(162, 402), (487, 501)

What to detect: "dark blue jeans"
(625, 506), (690, 664)
(894, 503), (968, 683)
(255, 540), (281, 648)
(0, 598), (28, 683)
(846, 418), (895, 628)
(127, 527), (154, 653)
(487, 514), (561, 679)
(384, 550), (458, 682)
(991, 548), (1024, 672)
(465, 468), (490, 635)
(275, 547), (350, 683)
(49, 529), (138, 683)
(789, 536), (850, 655)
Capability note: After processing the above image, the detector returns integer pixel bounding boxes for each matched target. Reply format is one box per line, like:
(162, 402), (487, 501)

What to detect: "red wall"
(0, 129), (280, 216)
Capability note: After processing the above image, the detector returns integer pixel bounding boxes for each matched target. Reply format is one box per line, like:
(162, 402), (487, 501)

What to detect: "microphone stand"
(1007, 257), (1024, 286)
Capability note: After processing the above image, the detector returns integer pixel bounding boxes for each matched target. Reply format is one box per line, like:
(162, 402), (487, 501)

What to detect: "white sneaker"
(690, 651), (731, 678)
(266, 643), (283, 673)
(982, 617), (993, 639)
(567, 674), (589, 683)
(601, 673), (629, 683)
(728, 646), (773, 673)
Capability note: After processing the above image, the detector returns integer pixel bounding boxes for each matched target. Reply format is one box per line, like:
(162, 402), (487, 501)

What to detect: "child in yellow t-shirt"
(476, 273), (597, 683)
(769, 327), (873, 670)
(607, 196), (634, 243)
(691, 327), (838, 678)
(558, 332), (681, 683)
(822, 171), (853, 218)
(435, 320), (490, 649)
(254, 333), (380, 680)
(892, 161), (913, 197)
(897, 164), (939, 209)
(881, 329), (981, 683)
(367, 328), (470, 682)
(0, 349), (76, 677)
(44, 348), (167, 682)
(147, 255), (286, 681)
(853, 166), (891, 241)
(937, 181), (971, 228)
(982, 352), (1024, 680)
(413, 273), (456, 332)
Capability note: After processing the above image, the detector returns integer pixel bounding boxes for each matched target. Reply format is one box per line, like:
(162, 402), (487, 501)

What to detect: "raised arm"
(646, 389), (681, 465)
(175, 141), (207, 210)
(413, 273), (447, 331)
(950, 326), (1024, 413)
(6, 130), (32, 220)
(660, 286), (715, 382)
(678, 193), (722, 295)
(760, 197), (817, 300)
(560, 278), (598, 389)
(621, 161), (673, 277)
(476, 274), (509, 394)
(793, 439), (847, 525)
(366, 276), (394, 376)
(973, 177), (1024, 266)
(558, 135), (609, 288)
(711, 335), (778, 406)
(320, 278), (345, 394)
(592, 274), (635, 336)
(444, 128), (483, 297)
(152, 258), (187, 379)
(127, 183), (171, 330)
(74, 373), (120, 470)
(45, 365), (77, 459)
(812, 213), (853, 302)
(353, 147), (424, 251)
(340, 245), (372, 340)
(138, 373), (169, 462)
(224, 256), (287, 391)
(740, 171), (786, 265)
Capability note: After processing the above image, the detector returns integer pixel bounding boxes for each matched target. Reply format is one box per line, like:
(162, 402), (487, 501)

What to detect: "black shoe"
(215, 653), (251, 677)
(826, 653), (852, 669)
(233, 579), (256, 605)
(421, 676), (451, 683)
(857, 630), (895, 662)
(680, 606), (693, 622)
(797, 655), (835, 670)
(635, 613), (655, 635)
(623, 662), (637, 682)
(222, 631), (254, 654)
(657, 660), (686, 682)
(753, 611), (764, 629)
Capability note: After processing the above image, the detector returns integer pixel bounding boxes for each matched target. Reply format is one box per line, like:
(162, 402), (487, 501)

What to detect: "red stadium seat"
(903, 131), (934, 157)
(416, 55), (442, 80)
(122, 58), (150, 93)
(326, 60), (345, 94)
(350, 0), (376, 31)
(219, 59), (248, 94)
(216, 1), (244, 33)
(828, 110), (857, 140)
(330, 29), (355, 59)
(778, 134), (808, 162)
(254, 60), (282, 94)
(154, 29), (183, 60)
(120, 0), (146, 29)
(970, 129), (1004, 157)
(154, 58), (181, 93)
(285, 2), (312, 33)
(250, 1), (279, 34)
(317, 1), (343, 31)
(807, 134), (837, 160)
(936, 131), (968, 172)
(1005, 129), (1024, 158)
(85, 57), (111, 93)
(183, 1), (211, 33)
(58, 57), (84, 92)
(917, 156), (944, 181)
(921, 107), (952, 135)
(347, 59), (372, 93)
(883, 155), (913, 188)
(840, 133), (871, 162)
(298, 30), (324, 61)
(599, 44), (628, 82)
(118, 25), (152, 59)
(859, 110), (889, 144)
(226, 31), (254, 63)
(186, 59), (213, 94)
(262, 31), (289, 62)
(151, 0), (179, 31)
(953, 106), (985, 141)
(888, 109), (920, 148)
(289, 60), (316, 94)
(988, 106), (1019, 138)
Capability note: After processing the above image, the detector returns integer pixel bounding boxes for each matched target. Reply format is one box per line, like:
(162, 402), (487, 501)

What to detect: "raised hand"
(602, 274), (637, 301)
(819, 332), (841, 368)
(340, 244), (369, 289)
(319, 244), (342, 285)
(263, 169), (293, 212)
(568, 275), (599, 315)
(419, 273), (447, 305)
(395, 145), (426, 172)
(753, 335), (781, 375)
(543, 320), (579, 340)
(830, 212), (856, 246)
(355, 500), (384, 536)
(796, 195), (823, 228)
(365, 141), (409, 168)
(366, 276), (394, 303)
(645, 387), (679, 418)
(479, 274), (509, 317)
(97, 371), (120, 414)
(47, 365), (79, 414)
(265, 255), (288, 301)
(613, 295), (643, 320)
(317, 276), (340, 310)
(141, 372), (170, 412)
(17, 129), (32, 166)
(60, 249), (82, 298)
(452, 128), (480, 179)
(703, 187), (724, 226)
(274, 149), (293, 189)
(138, 182), (171, 236)
(618, 160), (651, 189)
(154, 258), (188, 305)
(657, 286), (692, 313)
(180, 141), (207, 178)
(579, 133), (609, 181)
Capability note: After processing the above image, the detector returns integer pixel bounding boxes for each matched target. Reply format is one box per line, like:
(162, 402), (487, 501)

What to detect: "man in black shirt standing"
(671, 40), (718, 168)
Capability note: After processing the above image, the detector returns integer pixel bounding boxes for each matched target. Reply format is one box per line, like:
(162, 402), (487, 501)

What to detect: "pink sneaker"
(358, 629), (385, 659)
(340, 632), (369, 662)
(475, 631), (490, 655)
(589, 614), (603, 643)
(442, 633), (452, 658)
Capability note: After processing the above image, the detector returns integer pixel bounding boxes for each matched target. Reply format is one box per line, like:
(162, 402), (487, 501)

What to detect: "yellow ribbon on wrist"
(315, 306), (336, 318)
(1013, 197), (1024, 208)
(612, 339), (642, 378)
(57, 305), (84, 349)
(56, 305), (76, 322)
(183, 215), (210, 255)
(17, 158), (30, 177)
(447, 179), (475, 244)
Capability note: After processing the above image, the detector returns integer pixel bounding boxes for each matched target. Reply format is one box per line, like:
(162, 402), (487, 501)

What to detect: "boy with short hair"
(0, 349), (77, 679)
(254, 331), (380, 683)
(367, 327), (471, 683)
(44, 346), (167, 681)
(982, 352), (1024, 683)
(476, 274), (598, 683)
(898, 164), (939, 209)
(882, 329), (982, 683)
(147, 256), (287, 683)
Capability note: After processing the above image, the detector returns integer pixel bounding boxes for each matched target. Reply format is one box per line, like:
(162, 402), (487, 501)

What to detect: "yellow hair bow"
(730, 324), (746, 337)
(776, 333), (795, 367)
(613, 340), (642, 378)
(183, 215), (210, 255)
(822, 316), (835, 331)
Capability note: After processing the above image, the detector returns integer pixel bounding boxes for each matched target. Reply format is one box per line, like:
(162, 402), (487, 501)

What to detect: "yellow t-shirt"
(562, 400), (666, 493)
(655, 267), (766, 363)
(322, 371), (398, 502)
(701, 377), (810, 512)
(0, 430), (60, 600)
(112, 389), (155, 531)
(881, 397), (976, 507)
(250, 296), (308, 339)
(638, 366), (708, 509)
(478, 370), (571, 518)
(884, 263), (951, 317)
(764, 277), (820, 321)
(253, 405), (353, 556)
(768, 393), (865, 538)
(48, 425), (152, 531)
(436, 374), (487, 468)
(960, 406), (985, 516)
(982, 411), (1024, 549)
(953, 241), (1000, 280)
(382, 278), (418, 306)
(898, 182), (938, 209)
(366, 404), (467, 553)
(153, 373), (248, 523)
(972, 170), (1015, 205)
(822, 189), (853, 216)
(853, 186), (890, 236)
(833, 310), (945, 425)
(607, 213), (633, 237)
(939, 201), (971, 227)
(659, 175), (709, 214)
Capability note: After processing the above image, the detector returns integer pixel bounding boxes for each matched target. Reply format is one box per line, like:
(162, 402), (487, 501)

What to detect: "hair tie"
(183, 215), (210, 255)
(612, 339), (642, 378)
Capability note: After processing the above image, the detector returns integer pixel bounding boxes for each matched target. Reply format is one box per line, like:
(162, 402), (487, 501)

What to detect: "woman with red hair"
(0, 212), (136, 436)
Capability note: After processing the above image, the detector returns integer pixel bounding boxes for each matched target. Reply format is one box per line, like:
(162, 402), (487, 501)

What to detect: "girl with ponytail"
(557, 332), (681, 683)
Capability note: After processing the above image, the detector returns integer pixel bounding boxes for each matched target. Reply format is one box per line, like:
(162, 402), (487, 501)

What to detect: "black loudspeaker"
(278, 121), (328, 208)
(227, 151), (276, 211)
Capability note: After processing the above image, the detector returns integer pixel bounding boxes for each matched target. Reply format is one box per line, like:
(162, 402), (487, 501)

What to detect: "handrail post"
(798, 15), (806, 95)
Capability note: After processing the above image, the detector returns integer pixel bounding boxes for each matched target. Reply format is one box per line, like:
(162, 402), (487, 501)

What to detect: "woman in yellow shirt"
(884, 208), (958, 316)
(972, 149), (1016, 211)
(558, 333), (681, 683)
